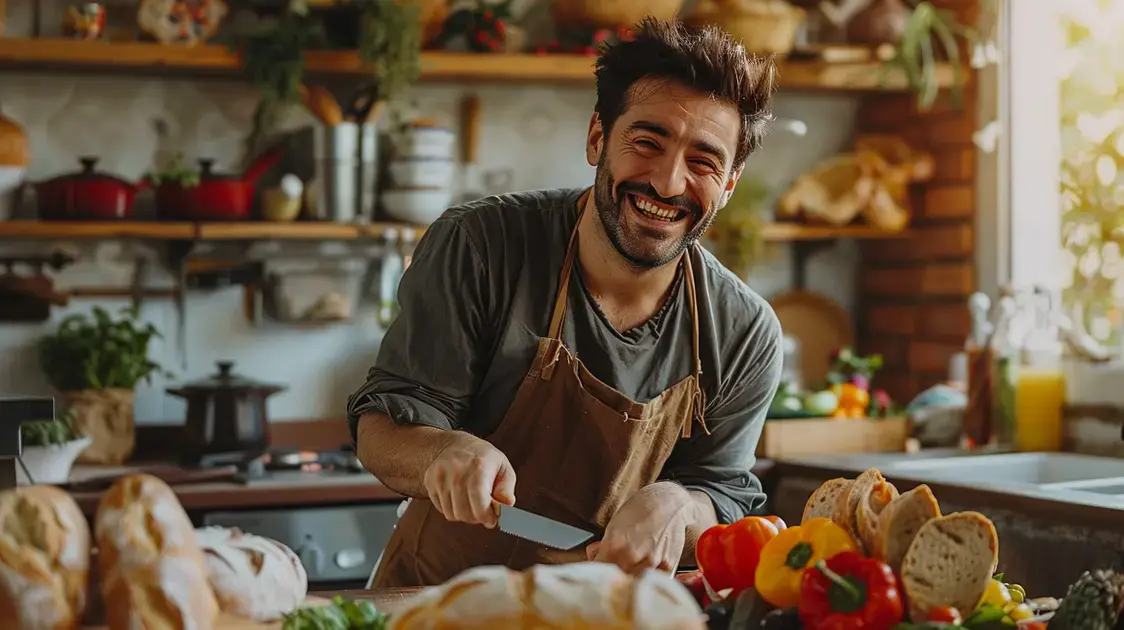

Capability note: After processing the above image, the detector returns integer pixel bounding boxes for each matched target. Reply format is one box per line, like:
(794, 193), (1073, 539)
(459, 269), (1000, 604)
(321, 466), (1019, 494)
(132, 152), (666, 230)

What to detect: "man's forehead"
(617, 79), (740, 161)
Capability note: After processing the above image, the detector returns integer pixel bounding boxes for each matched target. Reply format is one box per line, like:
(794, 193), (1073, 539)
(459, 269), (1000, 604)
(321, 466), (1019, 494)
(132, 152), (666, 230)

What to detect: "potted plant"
(37, 306), (167, 466)
(16, 411), (93, 485)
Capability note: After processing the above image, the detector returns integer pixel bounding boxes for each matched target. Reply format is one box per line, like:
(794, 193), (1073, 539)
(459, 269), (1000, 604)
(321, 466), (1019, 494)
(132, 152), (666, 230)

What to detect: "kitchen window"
(991, 0), (1124, 346)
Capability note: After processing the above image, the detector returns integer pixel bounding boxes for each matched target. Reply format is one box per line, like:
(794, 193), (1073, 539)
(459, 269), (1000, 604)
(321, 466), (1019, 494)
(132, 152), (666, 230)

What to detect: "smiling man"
(348, 18), (784, 587)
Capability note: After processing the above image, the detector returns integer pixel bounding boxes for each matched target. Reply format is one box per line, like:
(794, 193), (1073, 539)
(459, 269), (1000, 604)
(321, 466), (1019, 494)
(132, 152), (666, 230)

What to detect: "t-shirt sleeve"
(659, 304), (783, 524)
(346, 217), (494, 444)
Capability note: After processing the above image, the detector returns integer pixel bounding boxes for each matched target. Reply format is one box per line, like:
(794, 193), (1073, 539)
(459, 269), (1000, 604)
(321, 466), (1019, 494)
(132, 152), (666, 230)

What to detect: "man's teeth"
(633, 197), (681, 222)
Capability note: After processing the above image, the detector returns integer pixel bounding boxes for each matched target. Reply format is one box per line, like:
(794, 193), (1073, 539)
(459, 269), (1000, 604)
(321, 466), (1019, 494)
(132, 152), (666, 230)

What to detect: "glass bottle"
(1014, 290), (1067, 452)
(376, 228), (402, 329)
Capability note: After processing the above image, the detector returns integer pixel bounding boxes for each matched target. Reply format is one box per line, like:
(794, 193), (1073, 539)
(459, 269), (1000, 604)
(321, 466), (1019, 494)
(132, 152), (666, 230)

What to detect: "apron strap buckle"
(682, 385), (709, 439)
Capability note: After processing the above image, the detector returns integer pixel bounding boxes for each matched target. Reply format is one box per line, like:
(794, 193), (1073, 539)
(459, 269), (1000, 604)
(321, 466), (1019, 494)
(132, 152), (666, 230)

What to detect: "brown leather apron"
(371, 209), (708, 587)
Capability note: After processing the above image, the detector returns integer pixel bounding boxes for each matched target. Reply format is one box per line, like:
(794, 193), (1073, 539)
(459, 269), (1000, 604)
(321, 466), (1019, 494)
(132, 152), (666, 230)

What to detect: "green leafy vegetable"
(38, 306), (169, 391)
(282, 596), (388, 630)
(19, 410), (77, 447)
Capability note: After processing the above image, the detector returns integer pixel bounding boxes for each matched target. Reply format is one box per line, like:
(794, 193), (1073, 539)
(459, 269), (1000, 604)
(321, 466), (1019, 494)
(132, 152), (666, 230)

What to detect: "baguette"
(801, 478), (852, 524)
(196, 526), (308, 621)
(0, 485), (91, 630)
(389, 562), (706, 630)
(874, 485), (941, 574)
(899, 511), (999, 621)
(95, 474), (219, 630)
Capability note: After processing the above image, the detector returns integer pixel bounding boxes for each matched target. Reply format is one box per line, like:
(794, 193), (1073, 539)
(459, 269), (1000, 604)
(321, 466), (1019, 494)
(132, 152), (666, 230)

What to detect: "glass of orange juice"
(1014, 344), (1066, 452)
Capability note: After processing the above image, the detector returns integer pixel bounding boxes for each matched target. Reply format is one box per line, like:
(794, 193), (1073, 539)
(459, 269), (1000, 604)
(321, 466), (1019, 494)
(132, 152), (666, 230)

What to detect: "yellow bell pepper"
(753, 517), (859, 608)
(978, 579), (1012, 608)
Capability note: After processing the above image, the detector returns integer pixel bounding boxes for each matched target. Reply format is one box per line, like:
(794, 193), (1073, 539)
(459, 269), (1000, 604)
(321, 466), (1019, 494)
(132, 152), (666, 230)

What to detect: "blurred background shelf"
(0, 38), (956, 91)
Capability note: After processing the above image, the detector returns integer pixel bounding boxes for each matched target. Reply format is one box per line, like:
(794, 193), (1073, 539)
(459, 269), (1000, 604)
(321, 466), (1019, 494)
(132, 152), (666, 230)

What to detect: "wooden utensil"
(458, 93), (484, 203)
(300, 84), (343, 126)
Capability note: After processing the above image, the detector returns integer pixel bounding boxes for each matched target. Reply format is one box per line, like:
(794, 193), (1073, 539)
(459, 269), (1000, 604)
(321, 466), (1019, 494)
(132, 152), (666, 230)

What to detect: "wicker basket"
(684, 0), (805, 56)
(553, 0), (685, 30)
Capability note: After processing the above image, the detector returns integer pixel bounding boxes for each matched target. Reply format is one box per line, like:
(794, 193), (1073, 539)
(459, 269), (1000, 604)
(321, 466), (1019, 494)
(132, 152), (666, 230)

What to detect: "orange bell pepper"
(695, 516), (781, 594)
(753, 517), (859, 608)
(831, 383), (870, 418)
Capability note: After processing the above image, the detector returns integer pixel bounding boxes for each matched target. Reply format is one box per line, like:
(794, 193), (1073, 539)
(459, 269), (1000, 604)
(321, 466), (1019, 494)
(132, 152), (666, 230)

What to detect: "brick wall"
(855, 0), (982, 404)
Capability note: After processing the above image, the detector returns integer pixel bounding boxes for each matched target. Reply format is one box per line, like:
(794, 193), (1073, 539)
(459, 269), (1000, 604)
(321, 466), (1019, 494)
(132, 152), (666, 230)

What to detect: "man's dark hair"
(594, 18), (776, 170)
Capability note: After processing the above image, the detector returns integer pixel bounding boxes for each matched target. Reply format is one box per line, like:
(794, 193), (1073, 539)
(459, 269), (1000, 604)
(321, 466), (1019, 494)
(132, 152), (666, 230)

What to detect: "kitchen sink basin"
(883, 452), (1124, 486)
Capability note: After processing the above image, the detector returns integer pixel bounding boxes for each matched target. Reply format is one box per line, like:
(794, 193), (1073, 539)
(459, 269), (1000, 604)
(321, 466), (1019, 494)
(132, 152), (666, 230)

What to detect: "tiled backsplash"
(0, 69), (860, 423)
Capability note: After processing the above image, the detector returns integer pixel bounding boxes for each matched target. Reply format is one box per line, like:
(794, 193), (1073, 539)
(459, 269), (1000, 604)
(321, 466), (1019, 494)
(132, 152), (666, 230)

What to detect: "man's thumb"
(491, 462), (517, 506)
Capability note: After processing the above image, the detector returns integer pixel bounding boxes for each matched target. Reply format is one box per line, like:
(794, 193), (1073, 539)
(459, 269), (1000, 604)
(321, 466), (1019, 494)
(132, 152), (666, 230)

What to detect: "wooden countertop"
(67, 464), (403, 515)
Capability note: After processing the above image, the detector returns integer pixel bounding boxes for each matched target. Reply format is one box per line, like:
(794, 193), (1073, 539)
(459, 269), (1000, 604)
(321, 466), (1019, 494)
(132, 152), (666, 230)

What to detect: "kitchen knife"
(497, 504), (595, 550)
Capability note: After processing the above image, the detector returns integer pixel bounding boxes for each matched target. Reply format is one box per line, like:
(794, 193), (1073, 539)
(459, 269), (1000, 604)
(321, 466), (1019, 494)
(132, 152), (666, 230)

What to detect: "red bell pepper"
(695, 516), (780, 594)
(798, 551), (904, 630)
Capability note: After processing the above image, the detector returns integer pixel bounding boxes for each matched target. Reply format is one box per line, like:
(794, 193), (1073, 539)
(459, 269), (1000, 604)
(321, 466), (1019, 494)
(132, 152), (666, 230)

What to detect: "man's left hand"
(585, 482), (698, 574)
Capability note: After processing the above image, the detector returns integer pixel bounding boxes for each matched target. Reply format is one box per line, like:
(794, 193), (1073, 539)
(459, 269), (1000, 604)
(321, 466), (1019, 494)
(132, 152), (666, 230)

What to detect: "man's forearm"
(680, 490), (719, 566)
(355, 411), (464, 498)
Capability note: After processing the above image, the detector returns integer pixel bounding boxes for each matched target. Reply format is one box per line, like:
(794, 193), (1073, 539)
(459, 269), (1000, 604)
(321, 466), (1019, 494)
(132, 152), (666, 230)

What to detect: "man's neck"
(574, 191), (683, 330)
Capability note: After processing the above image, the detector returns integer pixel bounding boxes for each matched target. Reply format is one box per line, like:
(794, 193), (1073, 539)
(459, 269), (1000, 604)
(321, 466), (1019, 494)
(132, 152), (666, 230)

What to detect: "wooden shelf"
(0, 38), (956, 91)
(0, 220), (909, 242)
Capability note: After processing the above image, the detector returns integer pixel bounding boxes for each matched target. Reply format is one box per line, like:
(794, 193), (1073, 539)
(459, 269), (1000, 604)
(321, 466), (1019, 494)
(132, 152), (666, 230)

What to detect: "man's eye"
(636, 139), (660, 149)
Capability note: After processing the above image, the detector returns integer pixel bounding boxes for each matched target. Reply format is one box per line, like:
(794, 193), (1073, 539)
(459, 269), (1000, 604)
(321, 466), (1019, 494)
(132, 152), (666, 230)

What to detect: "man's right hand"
(422, 433), (516, 528)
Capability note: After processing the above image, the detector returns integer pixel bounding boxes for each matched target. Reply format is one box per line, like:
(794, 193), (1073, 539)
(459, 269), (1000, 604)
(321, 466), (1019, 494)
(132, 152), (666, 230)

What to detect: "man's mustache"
(616, 181), (702, 216)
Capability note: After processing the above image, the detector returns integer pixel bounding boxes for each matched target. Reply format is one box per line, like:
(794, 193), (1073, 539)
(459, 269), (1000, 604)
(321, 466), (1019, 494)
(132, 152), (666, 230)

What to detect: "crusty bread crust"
(95, 474), (218, 630)
(0, 485), (91, 630)
(196, 526), (309, 621)
(832, 468), (894, 549)
(854, 476), (900, 554)
(801, 478), (852, 524)
(874, 485), (941, 574)
(900, 511), (999, 621)
(388, 562), (707, 630)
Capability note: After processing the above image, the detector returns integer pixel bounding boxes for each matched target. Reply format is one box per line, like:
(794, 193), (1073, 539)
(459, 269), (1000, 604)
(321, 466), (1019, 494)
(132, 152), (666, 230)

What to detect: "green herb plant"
(19, 410), (78, 447)
(146, 153), (201, 188)
(38, 306), (169, 391)
(357, 0), (422, 102)
(282, 595), (388, 630)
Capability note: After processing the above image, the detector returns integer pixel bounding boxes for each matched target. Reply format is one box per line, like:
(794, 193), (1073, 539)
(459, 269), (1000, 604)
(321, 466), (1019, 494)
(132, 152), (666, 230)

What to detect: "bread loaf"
(832, 468), (897, 550)
(0, 485), (91, 630)
(801, 478), (851, 524)
(195, 526), (308, 621)
(899, 511), (999, 620)
(95, 474), (218, 630)
(389, 562), (706, 630)
(874, 484), (941, 574)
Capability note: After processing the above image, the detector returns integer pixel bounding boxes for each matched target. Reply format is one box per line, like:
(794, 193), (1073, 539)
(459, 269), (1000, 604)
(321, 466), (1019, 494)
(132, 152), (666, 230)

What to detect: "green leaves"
(282, 596), (388, 630)
(38, 306), (168, 391)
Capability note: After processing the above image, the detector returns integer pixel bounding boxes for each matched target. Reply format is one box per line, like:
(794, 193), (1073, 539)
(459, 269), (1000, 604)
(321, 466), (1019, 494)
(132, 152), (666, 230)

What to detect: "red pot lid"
(49, 157), (136, 185)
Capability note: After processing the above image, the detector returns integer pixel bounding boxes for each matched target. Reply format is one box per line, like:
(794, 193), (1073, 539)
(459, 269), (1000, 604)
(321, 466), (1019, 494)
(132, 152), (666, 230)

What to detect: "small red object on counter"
(695, 516), (781, 595)
(798, 551), (904, 630)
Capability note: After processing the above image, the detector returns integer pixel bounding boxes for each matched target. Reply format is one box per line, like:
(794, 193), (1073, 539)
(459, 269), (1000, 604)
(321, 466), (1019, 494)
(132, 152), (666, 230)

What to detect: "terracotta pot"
(846, 0), (912, 45)
(63, 388), (135, 465)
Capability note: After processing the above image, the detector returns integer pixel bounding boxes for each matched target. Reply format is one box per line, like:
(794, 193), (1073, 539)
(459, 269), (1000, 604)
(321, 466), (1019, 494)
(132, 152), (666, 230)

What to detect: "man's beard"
(593, 152), (719, 269)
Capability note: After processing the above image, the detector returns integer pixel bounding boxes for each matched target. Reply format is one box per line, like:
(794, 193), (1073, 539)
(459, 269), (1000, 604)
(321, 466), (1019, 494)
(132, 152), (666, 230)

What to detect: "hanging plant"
(357, 0), (423, 102)
(707, 176), (772, 275)
(433, 0), (514, 53)
(887, 1), (978, 111)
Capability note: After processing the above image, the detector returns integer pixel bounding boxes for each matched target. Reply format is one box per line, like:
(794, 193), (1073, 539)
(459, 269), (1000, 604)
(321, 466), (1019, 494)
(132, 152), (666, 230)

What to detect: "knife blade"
(497, 505), (595, 550)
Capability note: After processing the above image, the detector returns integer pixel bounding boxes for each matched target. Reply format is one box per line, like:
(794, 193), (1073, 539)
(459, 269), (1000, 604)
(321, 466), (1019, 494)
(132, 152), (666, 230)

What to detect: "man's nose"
(649, 156), (688, 200)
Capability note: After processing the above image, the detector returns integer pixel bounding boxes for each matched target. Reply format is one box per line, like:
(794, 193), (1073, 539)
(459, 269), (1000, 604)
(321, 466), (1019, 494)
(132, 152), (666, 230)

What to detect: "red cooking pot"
(155, 148), (282, 221)
(33, 157), (149, 221)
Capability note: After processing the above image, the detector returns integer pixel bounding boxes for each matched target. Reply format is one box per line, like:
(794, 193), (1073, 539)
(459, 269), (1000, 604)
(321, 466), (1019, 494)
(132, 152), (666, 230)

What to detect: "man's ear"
(586, 113), (604, 167)
(719, 167), (744, 208)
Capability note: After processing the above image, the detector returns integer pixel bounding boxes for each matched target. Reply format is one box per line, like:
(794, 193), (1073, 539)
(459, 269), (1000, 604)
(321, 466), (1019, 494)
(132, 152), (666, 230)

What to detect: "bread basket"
(684, 0), (805, 56)
(553, 0), (685, 30)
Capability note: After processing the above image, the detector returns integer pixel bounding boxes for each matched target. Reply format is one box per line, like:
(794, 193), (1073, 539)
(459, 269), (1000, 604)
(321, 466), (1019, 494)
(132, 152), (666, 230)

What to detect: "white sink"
(882, 452), (1124, 486)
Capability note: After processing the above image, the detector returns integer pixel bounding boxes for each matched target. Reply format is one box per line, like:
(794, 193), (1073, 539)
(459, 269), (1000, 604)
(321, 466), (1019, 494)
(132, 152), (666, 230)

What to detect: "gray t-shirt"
(347, 188), (783, 523)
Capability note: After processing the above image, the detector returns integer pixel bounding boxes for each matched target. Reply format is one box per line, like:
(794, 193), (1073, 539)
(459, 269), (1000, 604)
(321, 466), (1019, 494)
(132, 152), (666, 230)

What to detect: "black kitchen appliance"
(167, 361), (285, 467)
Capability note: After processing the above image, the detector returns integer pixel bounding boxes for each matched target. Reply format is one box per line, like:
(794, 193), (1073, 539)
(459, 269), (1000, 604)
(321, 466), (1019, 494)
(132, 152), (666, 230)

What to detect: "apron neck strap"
(546, 200), (703, 385)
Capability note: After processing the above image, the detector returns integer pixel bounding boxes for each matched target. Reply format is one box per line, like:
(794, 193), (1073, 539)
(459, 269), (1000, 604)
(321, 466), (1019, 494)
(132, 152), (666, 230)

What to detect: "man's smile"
(625, 192), (690, 224)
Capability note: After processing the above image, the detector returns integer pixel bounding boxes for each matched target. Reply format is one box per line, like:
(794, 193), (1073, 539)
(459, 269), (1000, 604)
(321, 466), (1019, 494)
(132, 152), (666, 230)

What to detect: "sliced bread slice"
(831, 468), (889, 544)
(854, 476), (900, 553)
(899, 511), (999, 621)
(801, 478), (852, 524)
(873, 484), (941, 573)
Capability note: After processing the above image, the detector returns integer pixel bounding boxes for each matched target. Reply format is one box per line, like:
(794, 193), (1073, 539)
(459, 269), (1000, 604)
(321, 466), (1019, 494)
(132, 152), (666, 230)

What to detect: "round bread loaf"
(195, 526), (308, 621)
(0, 485), (91, 630)
(388, 562), (706, 630)
(95, 474), (218, 630)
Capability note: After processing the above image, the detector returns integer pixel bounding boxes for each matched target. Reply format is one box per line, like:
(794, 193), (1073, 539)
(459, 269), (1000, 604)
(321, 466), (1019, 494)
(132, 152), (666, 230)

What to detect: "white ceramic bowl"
(388, 159), (456, 189)
(381, 188), (454, 225)
(393, 127), (456, 159)
(16, 436), (93, 485)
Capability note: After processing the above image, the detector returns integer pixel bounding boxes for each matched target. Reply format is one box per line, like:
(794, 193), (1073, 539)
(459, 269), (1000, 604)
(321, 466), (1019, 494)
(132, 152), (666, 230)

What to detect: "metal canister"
(311, 123), (379, 223)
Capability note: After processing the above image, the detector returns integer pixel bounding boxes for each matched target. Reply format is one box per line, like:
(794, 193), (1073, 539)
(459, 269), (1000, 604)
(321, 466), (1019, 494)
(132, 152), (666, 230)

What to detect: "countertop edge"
(73, 481), (404, 515)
